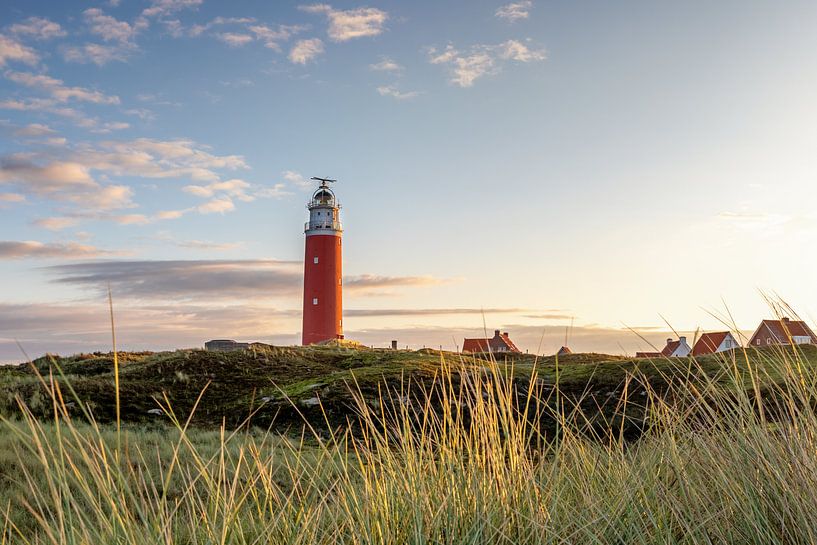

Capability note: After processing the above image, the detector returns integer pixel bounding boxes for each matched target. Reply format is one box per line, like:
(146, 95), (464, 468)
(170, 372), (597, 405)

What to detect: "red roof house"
(636, 336), (691, 358)
(748, 318), (817, 347)
(462, 330), (521, 354)
(661, 336), (692, 357)
(692, 331), (740, 356)
(556, 346), (572, 357)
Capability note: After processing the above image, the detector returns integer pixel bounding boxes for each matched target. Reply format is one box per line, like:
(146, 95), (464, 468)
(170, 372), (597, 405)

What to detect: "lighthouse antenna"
(310, 176), (337, 188)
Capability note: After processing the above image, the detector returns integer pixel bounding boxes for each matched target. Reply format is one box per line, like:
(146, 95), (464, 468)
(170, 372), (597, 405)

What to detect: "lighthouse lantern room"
(302, 177), (344, 345)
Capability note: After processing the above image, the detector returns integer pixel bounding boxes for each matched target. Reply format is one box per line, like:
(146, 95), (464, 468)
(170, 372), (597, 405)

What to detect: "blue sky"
(2, 0), (817, 361)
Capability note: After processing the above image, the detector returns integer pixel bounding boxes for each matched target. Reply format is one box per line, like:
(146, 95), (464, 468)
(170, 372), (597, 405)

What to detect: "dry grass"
(2, 337), (817, 543)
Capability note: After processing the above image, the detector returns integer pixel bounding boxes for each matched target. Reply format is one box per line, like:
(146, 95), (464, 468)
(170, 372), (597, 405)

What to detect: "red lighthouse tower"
(302, 177), (344, 345)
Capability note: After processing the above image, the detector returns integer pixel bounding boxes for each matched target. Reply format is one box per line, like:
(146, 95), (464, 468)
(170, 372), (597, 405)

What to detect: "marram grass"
(3, 345), (817, 544)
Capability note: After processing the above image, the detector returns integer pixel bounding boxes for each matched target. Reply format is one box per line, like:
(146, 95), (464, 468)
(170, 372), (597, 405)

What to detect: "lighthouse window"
(313, 257), (319, 264)
(313, 298), (318, 305)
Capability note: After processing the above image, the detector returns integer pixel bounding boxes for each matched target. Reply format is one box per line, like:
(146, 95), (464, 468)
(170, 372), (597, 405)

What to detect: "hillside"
(2, 344), (814, 438)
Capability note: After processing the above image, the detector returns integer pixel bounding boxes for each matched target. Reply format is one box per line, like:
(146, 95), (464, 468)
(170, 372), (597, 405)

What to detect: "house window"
(339, 319), (342, 327)
(313, 298), (318, 305)
(756, 339), (761, 345)
(338, 278), (342, 285)
(767, 339), (772, 345)
(313, 257), (319, 264)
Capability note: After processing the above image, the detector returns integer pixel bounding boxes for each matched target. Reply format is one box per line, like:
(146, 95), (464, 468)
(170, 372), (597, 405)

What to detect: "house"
(692, 332), (740, 356)
(462, 330), (521, 354)
(748, 318), (817, 347)
(205, 339), (251, 352)
(635, 351), (661, 358)
(556, 346), (572, 357)
(635, 336), (692, 358)
(662, 336), (692, 357)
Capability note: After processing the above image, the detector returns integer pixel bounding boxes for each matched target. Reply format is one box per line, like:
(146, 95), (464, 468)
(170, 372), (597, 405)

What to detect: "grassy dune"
(2, 344), (817, 543)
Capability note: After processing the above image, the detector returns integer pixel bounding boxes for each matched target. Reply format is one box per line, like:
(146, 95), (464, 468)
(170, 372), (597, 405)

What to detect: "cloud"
(0, 34), (39, 67)
(495, 1), (533, 22)
(0, 97), (115, 132)
(1, 137), (251, 228)
(248, 24), (305, 50)
(498, 39), (545, 62)
(0, 156), (96, 193)
(175, 239), (245, 251)
(300, 4), (388, 42)
(61, 43), (130, 66)
(5, 70), (121, 104)
(183, 178), (254, 201)
(83, 8), (142, 44)
(13, 123), (56, 137)
(289, 38), (324, 64)
(44, 260), (448, 302)
(8, 17), (67, 40)
(428, 40), (545, 87)
(369, 56), (402, 72)
(197, 196), (235, 214)
(216, 32), (254, 47)
(48, 259), (304, 300)
(32, 217), (82, 231)
(142, 0), (203, 18)
(0, 240), (111, 259)
(0, 192), (25, 203)
(376, 85), (419, 100)
(344, 274), (448, 295)
(429, 46), (495, 87)
(345, 308), (525, 317)
(255, 183), (292, 198)
(282, 170), (313, 190)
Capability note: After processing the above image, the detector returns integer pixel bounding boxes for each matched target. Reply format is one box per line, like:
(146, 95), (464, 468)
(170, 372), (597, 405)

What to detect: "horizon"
(2, 0), (817, 362)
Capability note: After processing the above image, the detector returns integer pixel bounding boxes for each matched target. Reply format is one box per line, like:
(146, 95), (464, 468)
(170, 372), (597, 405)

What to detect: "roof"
(692, 332), (730, 356)
(462, 330), (521, 353)
(661, 340), (681, 357)
(556, 346), (572, 356)
(751, 319), (817, 344)
(635, 351), (661, 358)
(462, 338), (491, 352)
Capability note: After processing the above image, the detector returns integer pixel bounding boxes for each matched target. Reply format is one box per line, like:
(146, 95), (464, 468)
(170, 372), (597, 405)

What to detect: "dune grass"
(2, 340), (817, 543)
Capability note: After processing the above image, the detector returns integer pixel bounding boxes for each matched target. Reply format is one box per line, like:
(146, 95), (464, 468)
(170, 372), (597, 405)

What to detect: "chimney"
(667, 338), (673, 345)
(494, 329), (501, 337)
(391, 340), (398, 350)
(503, 331), (509, 338)
(782, 317), (791, 322)
(679, 336), (686, 344)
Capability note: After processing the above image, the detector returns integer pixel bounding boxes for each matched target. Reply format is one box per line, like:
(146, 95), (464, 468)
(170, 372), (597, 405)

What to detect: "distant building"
(661, 336), (691, 357)
(692, 332), (740, 356)
(205, 339), (251, 352)
(462, 330), (521, 354)
(556, 346), (572, 357)
(748, 318), (817, 347)
(635, 336), (691, 358)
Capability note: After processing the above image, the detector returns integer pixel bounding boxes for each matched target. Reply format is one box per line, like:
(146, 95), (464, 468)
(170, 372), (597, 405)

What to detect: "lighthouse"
(302, 177), (344, 345)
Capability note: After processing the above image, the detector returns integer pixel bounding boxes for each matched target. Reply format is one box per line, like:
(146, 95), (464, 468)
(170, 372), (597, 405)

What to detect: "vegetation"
(3, 342), (817, 543)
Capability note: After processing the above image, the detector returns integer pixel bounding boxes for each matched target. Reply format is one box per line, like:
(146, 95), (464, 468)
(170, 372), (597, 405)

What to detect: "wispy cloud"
(8, 17), (67, 40)
(142, 0), (203, 18)
(4, 70), (120, 104)
(299, 4), (388, 42)
(216, 32), (254, 47)
(428, 40), (545, 87)
(44, 260), (448, 301)
(0, 34), (39, 67)
(61, 42), (131, 66)
(289, 38), (324, 64)
(0, 240), (112, 259)
(495, 1), (533, 22)
(376, 85), (419, 100)
(369, 56), (402, 72)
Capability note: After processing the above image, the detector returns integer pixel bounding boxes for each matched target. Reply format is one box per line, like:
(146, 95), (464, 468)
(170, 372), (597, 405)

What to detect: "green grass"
(4, 343), (817, 543)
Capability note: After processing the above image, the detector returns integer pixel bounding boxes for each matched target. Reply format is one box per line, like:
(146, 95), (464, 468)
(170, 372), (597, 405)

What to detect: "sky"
(2, 0), (817, 362)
